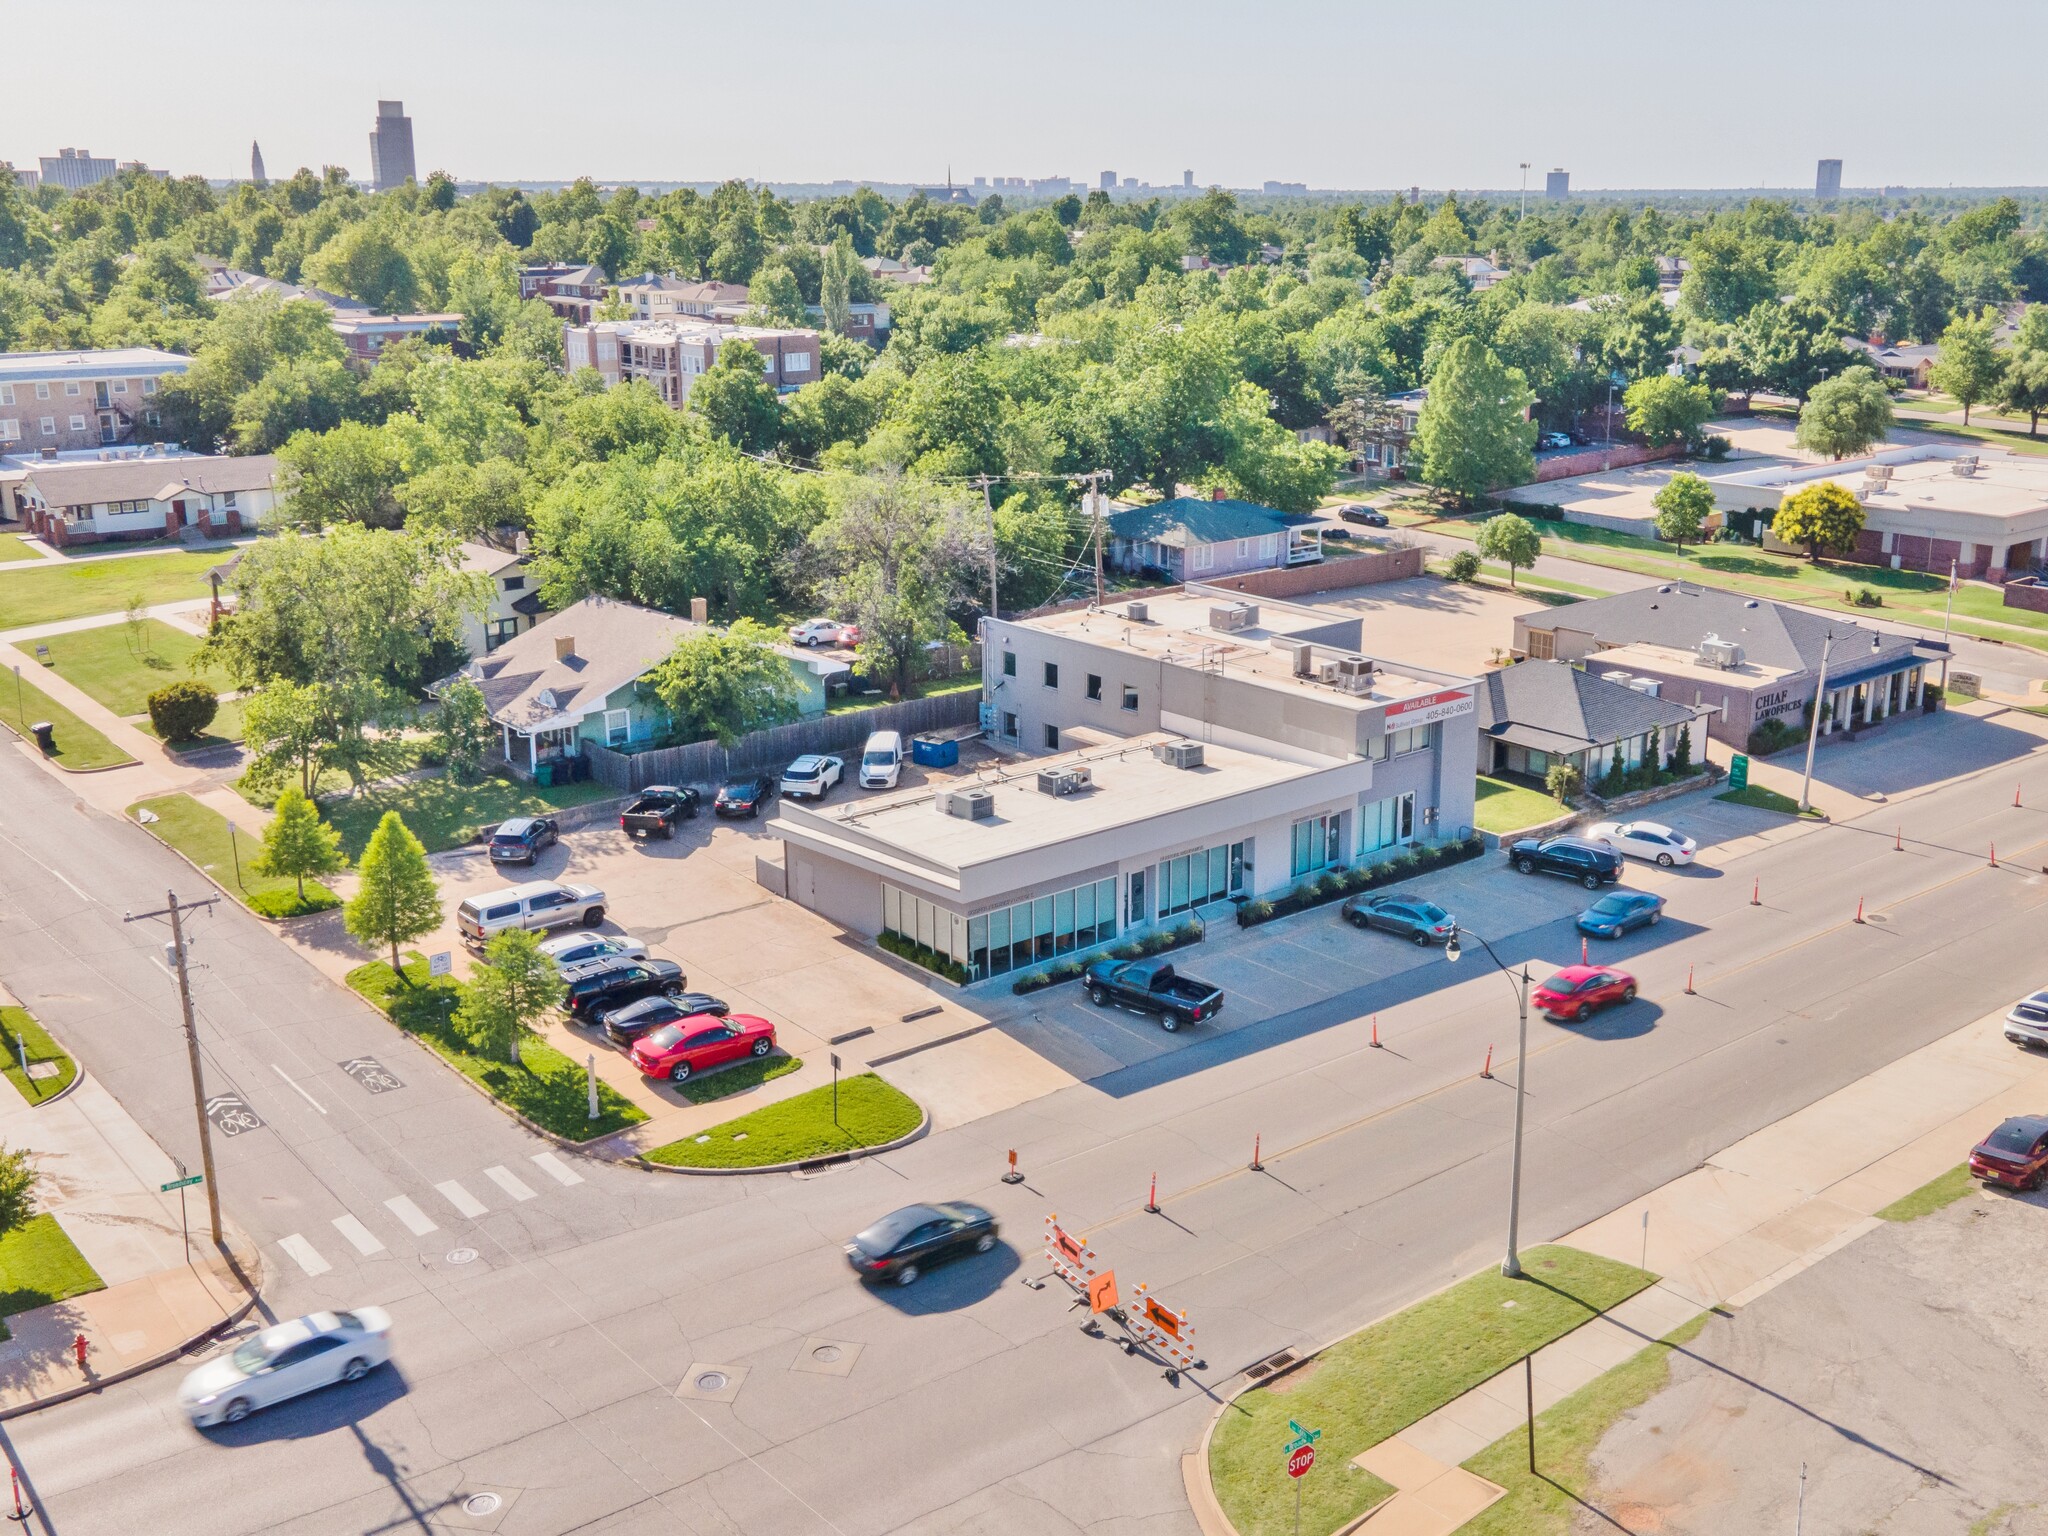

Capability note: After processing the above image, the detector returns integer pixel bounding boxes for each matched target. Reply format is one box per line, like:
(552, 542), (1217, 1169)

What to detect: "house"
(1840, 337), (1939, 390)
(804, 301), (892, 345)
(457, 540), (544, 657)
(207, 270), (462, 369)
(614, 275), (752, 320)
(1475, 660), (1711, 783)
(0, 442), (208, 523)
(561, 318), (821, 406)
(860, 255), (932, 286)
(1350, 389), (1426, 477)
(14, 451), (279, 547)
(453, 596), (846, 776)
(520, 263), (610, 323)
(1104, 495), (1322, 581)
(1430, 255), (1506, 290)
(0, 348), (187, 453)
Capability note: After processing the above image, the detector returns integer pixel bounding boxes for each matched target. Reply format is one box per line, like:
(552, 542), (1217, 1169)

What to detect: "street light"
(1445, 929), (1535, 1279)
(1798, 628), (1882, 813)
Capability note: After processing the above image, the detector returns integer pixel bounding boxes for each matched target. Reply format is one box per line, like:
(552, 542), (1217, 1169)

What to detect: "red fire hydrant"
(72, 1332), (88, 1371)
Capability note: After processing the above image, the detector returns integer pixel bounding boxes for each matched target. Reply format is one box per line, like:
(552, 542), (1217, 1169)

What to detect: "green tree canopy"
(688, 337), (782, 451)
(254, 787), (347, 898)
(455, 927), (561, 1066)
(1929, 307), (2004, 423)
(1473, 511), (1542, 588)
(1772, 480), (1864, 560)
(1416, 337), (1536, 506)
(1652, 472), (1716, 549)
(344, 812), (442, 973)
(645, 625), (804, 748)
(1624, 376), (1716, 448)
(1795, 365), (1893, 460)
(1995, 304), (2048, 435)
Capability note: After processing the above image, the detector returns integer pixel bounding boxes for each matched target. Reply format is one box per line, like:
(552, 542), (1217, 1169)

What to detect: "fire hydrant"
(72, 1332), (88, 1371)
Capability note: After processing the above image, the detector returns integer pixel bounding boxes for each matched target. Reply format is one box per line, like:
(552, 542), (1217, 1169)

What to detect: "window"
(783, 352), (811, 372)
(1157, 841), (1247, 916)
(64, 382), (80, 396)
(1370, 724), (1431, 760)
(1236, 539), (1251, 559)
(1258, 534), (1278, 562)
(143, 376), (159, 395)
(1358, 793), (1415, 858)
(111, 380), (126, 395)
(0, 421), (15, 443)
(502, 575), (525, 591)
(761, 353), (776, 374)
(1191, 544), (1214, 573)
(1001, 650), (1016, 677)
(1043, 661), (1058, 689)
(604, 708), (630, 747)
(1121, 684), (1139, 712)
(1289, 812), (1344, 878)
(1001, 711), (1018, 738)
(1085, 673), (1102, 702)
(35, 383), (50, 400)
(68, 416), (87, 432)
(1043, 724), (1060, 750)
(219, 491), (237, 509)
(145, 410), (161, 428)
(0, 385), (11, 404)
(39, 418), (55, 437)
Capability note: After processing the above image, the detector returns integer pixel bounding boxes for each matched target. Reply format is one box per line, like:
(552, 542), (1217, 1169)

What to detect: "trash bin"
(911, 735), (958, 768)
(29, 721), (55, 756)
(534, 761), (554, 787)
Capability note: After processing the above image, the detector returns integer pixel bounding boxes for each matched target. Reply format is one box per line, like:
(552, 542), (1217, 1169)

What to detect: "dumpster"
(534, 761), (555, 787)
(910, 735), (958, 768)
(29, 721), (55, 755)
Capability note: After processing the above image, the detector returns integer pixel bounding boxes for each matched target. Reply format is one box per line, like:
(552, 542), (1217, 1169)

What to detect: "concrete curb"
(629, 1104), (931, 1177)
(0, 726), (137, 775)
(0, 1000), (82, 1110)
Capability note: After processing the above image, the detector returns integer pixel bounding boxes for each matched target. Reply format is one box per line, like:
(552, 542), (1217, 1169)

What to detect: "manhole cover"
(447, 1247), (479, 1265)
(463, 1493), (502, 1516)
(695, 1370), (728, 1392)
(810, 1345), (842, 1364)
(1865, 913), (1889, 924)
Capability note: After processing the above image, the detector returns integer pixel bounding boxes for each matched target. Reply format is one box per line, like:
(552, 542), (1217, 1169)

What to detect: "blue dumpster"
(910, 735), (958, 768)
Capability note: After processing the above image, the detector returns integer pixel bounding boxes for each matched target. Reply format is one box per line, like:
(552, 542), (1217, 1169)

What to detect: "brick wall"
(1530, 442), (1684, 483)
(1198, 545), (1426, 599)
(2005, 577), (2048, 615)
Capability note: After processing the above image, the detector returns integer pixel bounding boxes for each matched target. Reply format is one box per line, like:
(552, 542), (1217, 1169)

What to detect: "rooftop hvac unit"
(1153, 739), (1205, 770)
(1628, 676), (1662, 697)
(1036, 766), (1094, 796)
(1208, 602), (1258, 633)
(1125, 601), (1149, 623)
(1320, 655), (1376, 695)
(1697, 634), (1744, 669)
(1952, 455), (1980, 477)
(1600, 670), (1632, 684)
(1861, 468), (1892, 496)
(1269, 636), (1315, 676)
(937, 787), (995, 820)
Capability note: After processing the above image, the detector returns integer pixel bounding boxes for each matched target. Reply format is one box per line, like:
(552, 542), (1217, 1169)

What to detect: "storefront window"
(1291, 813), (1343, 878)
(964, 877), (1118, 979)
(1157, 841), (1247, 916)
(1358, 793), (1415, 858)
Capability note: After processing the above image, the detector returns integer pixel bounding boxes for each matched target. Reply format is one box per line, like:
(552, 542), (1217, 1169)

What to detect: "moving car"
(487, 816), (558, 866)
(1531, 964), (1637, 1022)
(1337, 503), (1390, 527)
(713, 774), (776, 818)
(1584, 820), (1697, 868)
(538, 933), (648, 971)
(455, 881), (607, 945)
(788, 618), (859, 648)
(629, 1012), (777, 1083)
(1506, 836), (1623, 889)
(597, 991), (729, 1048)
(563, 956), (687, 1019)
(620, 786), (699, 840)
(859, 731), (904, 790)
(1576, 891), (1665, 938)
(2003, 990), (2048, 1051)
(1968, 1115), (2048, 1190)
(844, 1201), (999, 1287)
(780, 754), (844, 801)
(1340, 893), (1457, 945)
(179, 1308), (392, 1427)
(1082, 959), (1222, 1031)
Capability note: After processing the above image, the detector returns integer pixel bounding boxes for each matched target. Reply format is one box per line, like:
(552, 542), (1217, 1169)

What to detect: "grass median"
(644, 1073), (921, 1168)
(0, 1215), (106, 1339)
(0, 549), (219, 630)
(128, 793), (340, 918)
(1714, 783), (1824, 817)
(346, 955), (647, 1140)
(672, 1051), (803, 1106)
(0, 1006), (78, 1105)
(1877, 1163), (1975, 1222)
(1208, 1245), (1656, 1536)
(0, 667), (136, 771)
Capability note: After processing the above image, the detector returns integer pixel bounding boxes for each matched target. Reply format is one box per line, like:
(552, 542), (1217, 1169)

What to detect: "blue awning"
(1827, 654), (1924, 691)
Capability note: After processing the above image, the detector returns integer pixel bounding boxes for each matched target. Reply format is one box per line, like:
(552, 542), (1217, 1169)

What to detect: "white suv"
(456, 881), (607, 945)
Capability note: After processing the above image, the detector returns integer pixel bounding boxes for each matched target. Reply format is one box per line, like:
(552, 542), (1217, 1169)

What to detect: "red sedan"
(630, 1014), (778, 1083)
(1969, 1115), (2048, 1190)
(1531, 965), (1637, 1023)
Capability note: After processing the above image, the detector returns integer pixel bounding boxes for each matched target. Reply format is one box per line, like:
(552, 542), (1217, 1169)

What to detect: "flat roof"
(1714, 445), (2048, 521)
(0, 347), (189, 382)
(1586, 641), (1800, 690)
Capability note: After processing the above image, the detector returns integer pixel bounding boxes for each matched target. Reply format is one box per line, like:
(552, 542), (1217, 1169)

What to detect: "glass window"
(1043, 661), (1058, 689)
(1086, 674), (1102, 701)
(1096, 879), (1115, 942)
(1166, 855), (1189, 914)
(1128, 869), (1147, 927)
(1002, 711), (1018, 738)
(1053, 889), (1075, 953)
(1074, 882), (1095, 937)
(1044, 724), (1060, 750)
(1002, 651), (1016, 676)
(1121, 685), (1138, 711)
(1033, 896), (1054, 960)
(1291, 814), (1341, 878)
(1208, 845), (1228, 901)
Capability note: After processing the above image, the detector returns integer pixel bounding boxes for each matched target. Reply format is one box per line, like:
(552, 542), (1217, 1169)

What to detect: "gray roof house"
(1105, 496), (1322, 580)
(1476, 660), (1708, 781)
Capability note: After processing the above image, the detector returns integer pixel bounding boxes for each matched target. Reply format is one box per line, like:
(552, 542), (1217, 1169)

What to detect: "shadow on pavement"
(869, 1246), (1020, 1316)
(194, 1362), (410, 1446)
(1816, 710), (2038, 799)
(1546, 1000), (1662, 1042)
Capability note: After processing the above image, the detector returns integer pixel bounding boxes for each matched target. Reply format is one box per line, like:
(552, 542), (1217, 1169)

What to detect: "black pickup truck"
(619, 786), (700, 840)
(1081, 959), (1223, 1032)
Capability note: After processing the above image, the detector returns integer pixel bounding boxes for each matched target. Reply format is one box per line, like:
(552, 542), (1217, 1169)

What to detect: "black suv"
(488, 816), (559, 866)
(1505, 836), (1623, 890)
(563, 957), (687, 1019)
(598, 992), (729, 1048)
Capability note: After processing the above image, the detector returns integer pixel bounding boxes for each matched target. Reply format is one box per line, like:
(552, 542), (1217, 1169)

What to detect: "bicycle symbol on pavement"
(204, 1093), (265, 1136)
(338, 1058), (404, 1094)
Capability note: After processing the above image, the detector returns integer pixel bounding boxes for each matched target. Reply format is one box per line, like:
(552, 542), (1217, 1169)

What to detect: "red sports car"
(1531, 965), (1637, 1022)
(1968, 1115), (2048, 1190)
(629, 1013), (778, 1083)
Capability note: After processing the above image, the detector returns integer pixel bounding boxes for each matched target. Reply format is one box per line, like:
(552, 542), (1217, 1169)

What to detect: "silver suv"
(456, 881), (607, 946)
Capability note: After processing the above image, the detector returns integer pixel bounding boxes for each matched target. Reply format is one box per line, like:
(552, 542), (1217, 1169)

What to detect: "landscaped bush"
(1697, 434), (1733, 461)
(1746, 716), (1804, 756)
(876, 929), (968, 985)
(1236, 836), (1486, 927)
(1010, 919), (1204, 994)
(1446, 550), (1482, 582)
(1850, 586), (1884, 608)
(145, 680), (218, 743)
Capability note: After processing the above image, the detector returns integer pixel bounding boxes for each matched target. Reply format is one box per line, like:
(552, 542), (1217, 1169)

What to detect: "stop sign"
(1287, 1445), (1315, 1479)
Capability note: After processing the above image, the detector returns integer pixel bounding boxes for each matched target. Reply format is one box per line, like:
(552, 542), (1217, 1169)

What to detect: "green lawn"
(1475, 774), (1565, 835)
(233, 734), (431, 809)
(1715, 783), (1823, 817)
(0, 1006), (78, 1106)
(827, 673), (981, 716)
(323, 770), (615, 860)
(346, 955), (646, 1140)
(1906, 417), (2048, 458)
(136, 692), (247, 749)
(1209, 1246), (1657, 1536)
(128, 793), (340, 919)
(0, 532), (41, 562)
(673, 1051), (803, 1106)
(35, 618), (238, 719)
(0, 549), (221, 630)
(1877, 1163), (1976, 1222)
(0, 669), (135, 771)
(643, 1073), (922, 1168)
(0, 1215), (106, 1337)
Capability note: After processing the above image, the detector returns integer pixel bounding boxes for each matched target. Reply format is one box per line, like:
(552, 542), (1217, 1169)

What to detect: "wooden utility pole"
(973, 473), (1000, 621)
(127, 892), (224, 1246)
(1086, 472), (1108, 608)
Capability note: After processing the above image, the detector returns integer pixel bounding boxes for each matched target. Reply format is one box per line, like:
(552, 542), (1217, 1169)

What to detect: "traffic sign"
(1286, 1419), (1322, 1452)
(161, 1174), (203, 1192)
(427, 950), (453, 978)
(1729, 753), (1750, 790)
(1088, 1268), (1119, 1314)
(1286, 1445), (1315, 1479)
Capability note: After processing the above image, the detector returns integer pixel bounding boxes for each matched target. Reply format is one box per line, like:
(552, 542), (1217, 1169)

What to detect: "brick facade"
(1199, 545), (1427, 598)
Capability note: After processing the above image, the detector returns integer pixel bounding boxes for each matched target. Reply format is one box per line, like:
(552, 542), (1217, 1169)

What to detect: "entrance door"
(1127, 869), (1147, 928)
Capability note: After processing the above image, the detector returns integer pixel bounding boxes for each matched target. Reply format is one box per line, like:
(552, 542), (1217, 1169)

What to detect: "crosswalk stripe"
(530, 1152), (583, 1186)
(436, 1179), (487, 1219)
(332, 1214), (384, 1255)
(385, 1195), (437, 1236)
(483, 1165), (537, 1202)
(279, 1233), (330, 1276)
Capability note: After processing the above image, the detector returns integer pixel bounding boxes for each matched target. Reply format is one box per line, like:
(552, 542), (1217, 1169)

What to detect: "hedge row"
(1010, 920), (1202, 996)
(1237, 836), (1486, 928)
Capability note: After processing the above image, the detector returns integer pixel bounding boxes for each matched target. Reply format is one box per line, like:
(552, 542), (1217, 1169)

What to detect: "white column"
(1876, 676), (1891, 721)
(501, 723), (511, 763)
(1913, 667), (1925, 709)
(528, 732), (537, 774)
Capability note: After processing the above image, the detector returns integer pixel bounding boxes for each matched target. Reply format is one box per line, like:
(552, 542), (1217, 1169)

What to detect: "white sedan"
(1585, 819), (1697, 867)
(538, 932), (649, 971)
(788, 618), (856, 648)
(179, 1308), (393, 1427)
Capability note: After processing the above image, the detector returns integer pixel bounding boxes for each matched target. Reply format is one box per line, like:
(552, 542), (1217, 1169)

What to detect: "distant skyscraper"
(250, 141), (267, 187)
(1545, 168), (1569, 199)
(1099, 170), (1116, 190)
(38, 148), (115, 190)
(1183, 169), (1194, 189)
(369, 100), (417, 192)
(1816, 158), (1843, 199)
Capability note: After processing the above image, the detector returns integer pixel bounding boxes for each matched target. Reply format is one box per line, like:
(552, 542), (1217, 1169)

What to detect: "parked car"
(629, 1012), (777, 1083)
(713, 775), (776, 818)
(1968, 1115), (2048, 1190)
(598, 991), (729, 1048)
(178, 1308), (393, 1428)
(487, 816), (558, 866)
(1531, 965), (1637, 1022)
(538, 933), (648, 971)
(1576, 891), (1665, 938)
(1506, 836), (1623, 889)
(1584, 820), (1697, 868)
(859, 730), (904, 790)
(1539, 431), (1575, 451)
(1341, 893), (1456, 945)
(455, 881), (607, 945)
(563, 956), (687, 1020)
(1082, 959), (1222, 1031)
(780, 754), (844, 801)
(1337, 503), (1390, 527)
(619, 786), (699, 840)
(788, 618), (858, 648)
(2004, 990), (2048, 1050)
(844, 1201), (999, 1287)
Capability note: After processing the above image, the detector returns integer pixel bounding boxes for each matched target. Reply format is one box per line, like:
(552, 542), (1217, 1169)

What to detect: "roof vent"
(1629, 677), (1662, 697)
(1036, 766), (1094, 797)
(937, 788), (994, 820)
(1318, 655), (1376, 695)
(1153, 739), (1205, 769)
(1208, 602), (1258, 633)
(1126, 601), (1149, 623)
(1658, 585), (1674, 594)
(1744, 599), (1759, 608)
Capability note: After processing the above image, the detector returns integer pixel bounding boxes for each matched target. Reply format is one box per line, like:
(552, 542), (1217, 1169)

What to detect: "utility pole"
(127, 891), (223, 1247)
(973, 473), (1000, 622)
(1938, 555), (1957, 700)
(1086, 472), (1108, 608)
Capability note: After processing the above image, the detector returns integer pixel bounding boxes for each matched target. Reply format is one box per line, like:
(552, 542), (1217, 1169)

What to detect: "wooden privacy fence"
(581, 689), (983, 793)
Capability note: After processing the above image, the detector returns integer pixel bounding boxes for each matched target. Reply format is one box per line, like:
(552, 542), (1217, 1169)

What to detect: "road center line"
(269, 1063), (327, 1114)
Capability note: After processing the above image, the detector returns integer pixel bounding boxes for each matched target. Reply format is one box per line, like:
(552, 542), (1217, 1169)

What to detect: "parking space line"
(435, 1180), (487, 1218)
(483, 1166), (537, 1202)
(530, 1152), (583, 1186)
(278, 1233), (330, 1276)
(385, 1196), (437, 1236)
(331, 1214), (384, 1255)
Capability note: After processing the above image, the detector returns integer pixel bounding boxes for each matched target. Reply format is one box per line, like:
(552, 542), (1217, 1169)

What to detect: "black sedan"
(845, 1202), (999, 1287)
(1340, 893), (1456, 945)
(1337, 504), (1390, 527)
(714, 775), (776, 818)
(597, 992), (730, 1048)
(488, 816), (559, 865)
(1576, 891), (1664, 939)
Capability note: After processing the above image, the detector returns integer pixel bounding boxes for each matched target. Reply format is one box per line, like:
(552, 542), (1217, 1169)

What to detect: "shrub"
(1698, 434), (1733, 461)
(1242, 900), (1275, 924)
(1851, 586), (1884, 608)
(1747, 717), (1803, 756)
(1446, 549), (1482, 582)
(1050, 958), (1085, 981)
(1013, 971), (1051, 994)
(146, 680), (219, 743)
(1545, 761), (1582, 802)
(1174, 921), (1201, 945)
(1111, 942), (1144, 960)
(877, 930), (967, 984)
(1672, 723), (1693, 774)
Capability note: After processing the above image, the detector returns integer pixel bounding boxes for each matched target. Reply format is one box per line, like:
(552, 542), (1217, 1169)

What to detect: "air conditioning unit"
(1270, 636), (1314, 676)
(1697, 635), (1744, 669)
(1208, 602), (1258, 633)
(1952, 455), (1980, 477)
(1125, 601), (1149, 623)
(1153, 739), (1204, 770)
(1036, 766), (1093, 796)
(1628, 676), (1662, 697)
(937, 788), (994, 820)
(1600, 670), (1632, 685)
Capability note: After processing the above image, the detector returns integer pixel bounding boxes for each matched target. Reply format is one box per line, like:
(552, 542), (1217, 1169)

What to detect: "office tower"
(1100, 170), (1116, 190)
(1816, 159), (1842, 199)
(1183, 169), (1193, 188)
(38, 149), (115, 190)
(370, 100), (417, 192)
(251, 141), (267, 187)
(1545, 168), (1569, 198)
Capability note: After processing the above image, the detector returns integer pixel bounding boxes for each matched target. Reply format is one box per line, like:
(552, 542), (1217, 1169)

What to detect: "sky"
(8, 0), (2046, 192)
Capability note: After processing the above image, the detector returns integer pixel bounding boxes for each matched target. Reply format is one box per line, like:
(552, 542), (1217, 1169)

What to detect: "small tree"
(1643, 725), (1662, 782)
(239, 678), (333, 800)
(1474, 512), (1542, 589)
(254, 787), (346, 899)
(1652, 472), (1715, 550)
(0, 1145), (38, 1242)
(1929, 308), (2003, 424)
(1623, 375), (1716, 448)
(455, 927), (561, 1067)
(688, 338), (782, 452)
(1794, 365), (1893, 459)
(1772, 480), (1864, 560)
(1995, 306), (2048, 436)
(646, 625), (803, 748)
(1446, 549), (1482, 582)
(344, 811), (442, 976)
(146, 680), (219, 743)
(1672, 722), (1693, 774)
(431, 678), (493, 783)
(1545, 761), (1581, 803)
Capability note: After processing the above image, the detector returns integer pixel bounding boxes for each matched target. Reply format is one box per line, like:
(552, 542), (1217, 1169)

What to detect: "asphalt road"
(0, 724), (2044, 1535)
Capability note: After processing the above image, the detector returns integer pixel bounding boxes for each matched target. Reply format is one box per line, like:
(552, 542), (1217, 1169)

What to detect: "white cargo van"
(858, 730), (904, 789)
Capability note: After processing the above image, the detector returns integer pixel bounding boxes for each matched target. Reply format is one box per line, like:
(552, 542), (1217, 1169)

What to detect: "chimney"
(1211, 486), (1226, 501)
(689, 597), (708, 624)
(554, 635), (576, 662)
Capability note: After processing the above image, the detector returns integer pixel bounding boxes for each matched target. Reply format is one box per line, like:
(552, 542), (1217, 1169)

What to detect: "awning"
(1827, 653), (1926, 691)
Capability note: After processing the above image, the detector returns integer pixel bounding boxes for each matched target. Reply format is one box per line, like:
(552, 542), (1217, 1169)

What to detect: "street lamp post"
(1445, 930), (1533, 1279)
(1799, 629), (1882, 813)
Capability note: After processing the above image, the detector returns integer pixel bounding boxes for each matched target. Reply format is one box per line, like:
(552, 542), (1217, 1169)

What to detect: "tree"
(277, 421), (404, 529)
(455, 928), (561, 1067)
(689, 338), (781, 452)
(1929, 308), (2003, 424)
(431, 678), (493, 782)
(0, 1145), (38, 1243)
(820, 236), (859, 336)
(1996, 308), (2048, 435)
(1652, 473), (1716, 550)
(1772, 480), (1864, 560)
(746, 263), (807, 326)
(1624, 376), (1716, 448)
(344, 812), (442, 975)
(146, 681), (219, 743)
(1795, 365), (1894, 460)
(254, 787), (346, 899)
(1474, 512), (1542, 589)
(1416, 338), (1536, 506)
(645, 626), (803, 748)
(1446, 549), (1482, 582)
(1671, 722), (1693, 775)
(239, 678), (333, 800)
(1545, 761), (1581, 803)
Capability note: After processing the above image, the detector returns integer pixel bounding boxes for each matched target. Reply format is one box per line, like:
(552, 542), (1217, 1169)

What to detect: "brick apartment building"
(613, 275), (752, 320)
(520, 264), (610, 323)
(0, 348), (188, 453)
(561, 318), (821, 406)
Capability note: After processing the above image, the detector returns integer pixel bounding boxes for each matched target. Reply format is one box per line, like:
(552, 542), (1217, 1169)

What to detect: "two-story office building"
(0, 348), (187, 453)
(561, 318), (821, 407)
(769, 586), (1479, 983)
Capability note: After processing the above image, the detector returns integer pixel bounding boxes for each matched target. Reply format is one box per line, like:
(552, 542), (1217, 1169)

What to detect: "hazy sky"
(9, 0), (2045, 191)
